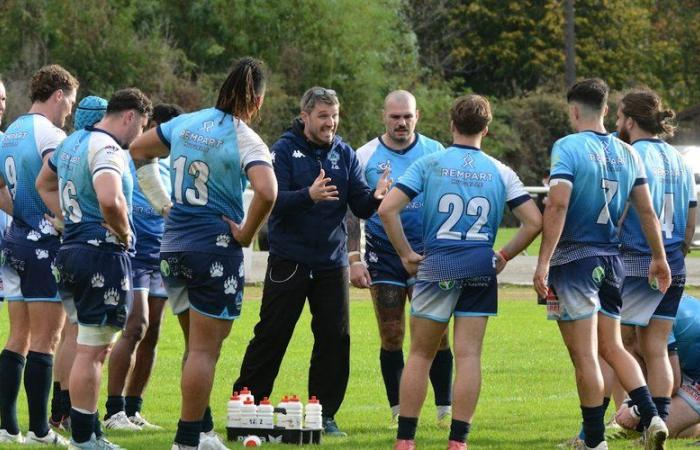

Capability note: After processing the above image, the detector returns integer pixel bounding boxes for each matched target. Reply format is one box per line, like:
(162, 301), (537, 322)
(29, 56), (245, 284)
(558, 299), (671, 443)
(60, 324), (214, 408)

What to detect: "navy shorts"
(547, 255), (624, 321)
(1, 241), (60, 302)
(411, 275), (497, 323)
(365, 236), (415, 287)
(160, 251), (244, 320)
(621, 275), (685, 326)
(133, 263), (167, 299)
(55, 246), (131, 328)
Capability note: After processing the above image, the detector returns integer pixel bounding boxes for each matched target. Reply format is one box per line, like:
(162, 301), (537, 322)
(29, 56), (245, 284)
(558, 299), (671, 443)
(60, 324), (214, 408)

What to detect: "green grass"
(2, 286), (700, 449)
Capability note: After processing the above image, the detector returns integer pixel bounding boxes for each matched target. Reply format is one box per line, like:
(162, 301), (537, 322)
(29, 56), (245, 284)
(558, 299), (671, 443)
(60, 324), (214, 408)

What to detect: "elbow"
(257, 184), (277, 208)
(528, 214), (543, 235)
(98, 192), (124, 212)
(377, 203), (391, 222)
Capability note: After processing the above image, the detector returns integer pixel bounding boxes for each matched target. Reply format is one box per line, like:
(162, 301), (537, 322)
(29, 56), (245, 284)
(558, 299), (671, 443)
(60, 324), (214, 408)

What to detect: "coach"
(233, 87), (389, 436)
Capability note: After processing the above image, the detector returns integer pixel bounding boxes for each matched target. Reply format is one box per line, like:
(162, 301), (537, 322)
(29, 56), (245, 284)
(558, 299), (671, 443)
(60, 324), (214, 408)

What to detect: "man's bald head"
(383, 90), (419, 147)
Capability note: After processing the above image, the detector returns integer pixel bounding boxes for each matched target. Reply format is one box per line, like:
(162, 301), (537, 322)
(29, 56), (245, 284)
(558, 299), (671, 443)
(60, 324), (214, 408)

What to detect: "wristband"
(350, 261), (365, 267)
(498, 249), (510, 262)
(348, 251), (361, 258)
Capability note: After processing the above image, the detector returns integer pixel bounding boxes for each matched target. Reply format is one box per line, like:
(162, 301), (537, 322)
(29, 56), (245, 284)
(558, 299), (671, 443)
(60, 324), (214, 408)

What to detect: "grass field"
(1, 286), (700, 449)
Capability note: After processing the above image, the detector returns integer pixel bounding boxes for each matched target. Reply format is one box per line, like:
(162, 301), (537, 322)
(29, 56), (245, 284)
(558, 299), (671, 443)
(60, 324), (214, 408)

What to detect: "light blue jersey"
(156, 107), (271, 255)
(549, 131), (646, 266)
(130, 157), (170, 268)
(0, 130), (9, 238)
(669, 295), (700, 379)
(0, 114), (65, 248)
(357, 133), (444, 251)
(50, 126), (134, 252)
(620, 139), (696, 254)
(396, 144), (529, 281)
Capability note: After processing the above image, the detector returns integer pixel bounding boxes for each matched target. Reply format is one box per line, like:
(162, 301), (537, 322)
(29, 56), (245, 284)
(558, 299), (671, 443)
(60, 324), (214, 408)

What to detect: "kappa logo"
(224, 276), (238, 295)
(368, 251), (378, 263)
(91, 273), (105, 288)
(87, 239), (101, 247)
(103, 288), (119, 306)
(35, 249), (49, 260)
(463, 154), (475, 168)
(201, 120), (215, 133)
(27, 230), (41, 241)
(216, 234), (231, 248)
(210, 261), (224, 278)
(592, 266), (605, 284)
(292, 150), (305, 158)
(270, 151), (276, 163)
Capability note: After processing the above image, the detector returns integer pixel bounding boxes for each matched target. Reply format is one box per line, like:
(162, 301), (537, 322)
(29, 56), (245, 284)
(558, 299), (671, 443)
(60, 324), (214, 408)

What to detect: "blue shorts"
(1, 241), (60, 302)
(547, 255), (624, 321)
(132, 264), (167, 299)
(621, 275), (685, 326)
(160, 251), (244, 320)
(411, 275), (497, 323)
(365, 237), (415, 287)
(55, 246), (131, 328)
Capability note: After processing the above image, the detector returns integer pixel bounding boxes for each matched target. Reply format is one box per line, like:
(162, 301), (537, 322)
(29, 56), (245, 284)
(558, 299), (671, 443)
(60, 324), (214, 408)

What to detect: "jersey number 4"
(173, 156), (209, 206)
(436, 193), (490, 241)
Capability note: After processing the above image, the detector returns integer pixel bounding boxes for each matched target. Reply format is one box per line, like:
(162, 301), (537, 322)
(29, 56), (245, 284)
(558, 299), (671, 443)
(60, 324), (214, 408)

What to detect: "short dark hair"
(30, 64), (79, 103)
(300, 87), (339, 113)
(151, 103), (184, 126)
(566, 78), (609, 111)
(106, 88), (152, 117)
(216, 57), (267, 122)
(621, 89), (676, 137)
(450, 95), (492, 136)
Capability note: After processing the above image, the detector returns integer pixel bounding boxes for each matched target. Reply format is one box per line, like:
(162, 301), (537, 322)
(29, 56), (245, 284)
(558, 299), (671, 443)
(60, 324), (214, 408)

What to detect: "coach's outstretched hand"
(350, 262), (372, 288)
(309, 169), (339, 202)
(373, 167), (392, 200)
(223, 215), (253, 248)
(400, 251), (424, 277)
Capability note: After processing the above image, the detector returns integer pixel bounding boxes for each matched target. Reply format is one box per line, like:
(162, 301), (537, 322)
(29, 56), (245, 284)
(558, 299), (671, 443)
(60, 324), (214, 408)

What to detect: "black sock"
(105, 395), (125, 419)
(602, 397), (610, 415)
(94, 411), (103, 439)
(380, 349), (404, 408)
(449, 419), (471, 443)
(430, 348), (453, 406)
(60, 390), (71, 418)
(70, 408), (95, 444)
(652, 397), (671, 422)
(125, 396), (143, 417)
(629, 386), (658, 428)
(175, 420), (201, 447)
(202, 406), (213, 433)
(397, 416), (418, 440)
(0, 349), (25, 435)
(50, 381), (62, 422)
(24, 351), (53, 437)
(581, 404), (605, 448)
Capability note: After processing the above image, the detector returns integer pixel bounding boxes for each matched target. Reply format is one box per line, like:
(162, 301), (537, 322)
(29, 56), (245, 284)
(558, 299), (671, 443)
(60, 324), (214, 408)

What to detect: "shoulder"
(356, 138), (380, 166)
(235, 120), (267, 149)
(34, 115), (66, 141)
(483, 152), (517, 178)
(416, 133), (445, 153)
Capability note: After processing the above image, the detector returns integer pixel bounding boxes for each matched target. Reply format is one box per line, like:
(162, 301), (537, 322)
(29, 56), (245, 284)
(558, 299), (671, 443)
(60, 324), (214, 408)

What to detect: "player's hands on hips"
(373, 167), (392, 200)
(648, 256), (671, 294)
(400, 251), (424, 277)
(102, 222), (132, 248)
(533, 262), (549, 299)
(223, 215), (253, 247)
(349, 262), (372, 288)
(494, 252), (507, 274)
(309, 169), (339, 202)
(44, 213), (64, 234)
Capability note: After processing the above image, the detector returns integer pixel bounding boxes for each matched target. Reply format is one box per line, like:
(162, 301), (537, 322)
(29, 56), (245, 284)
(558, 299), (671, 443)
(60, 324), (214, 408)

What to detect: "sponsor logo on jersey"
(200, 120), (214, 133)
(463, 154), (474, 168)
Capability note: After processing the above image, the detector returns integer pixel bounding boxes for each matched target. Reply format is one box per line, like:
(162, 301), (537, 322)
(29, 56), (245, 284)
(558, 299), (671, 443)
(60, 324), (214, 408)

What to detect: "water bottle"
(239, 386), (255, 404)
(304, 396), (323, 430)
(277, 395), (290, 428)
(286, 395), (303, 430)
(227, 392), (243, 428)
(241, 399), (258, 428)
(257, 397), (274, 429)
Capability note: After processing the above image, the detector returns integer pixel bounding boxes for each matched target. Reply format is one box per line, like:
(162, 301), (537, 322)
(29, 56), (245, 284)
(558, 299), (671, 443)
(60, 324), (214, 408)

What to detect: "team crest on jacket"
(328, 149), (340, 170)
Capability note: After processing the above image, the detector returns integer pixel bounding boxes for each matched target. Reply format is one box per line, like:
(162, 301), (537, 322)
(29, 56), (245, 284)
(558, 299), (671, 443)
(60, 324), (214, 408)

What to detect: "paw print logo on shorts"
(210, 262), (224, 278)
(368, 252), (378, 263)
(39, 218), (58, 236)
(105, 230), (119, 245)
(91, 273), (105, 288)
(103, 288), (119, 306)
(35, 249), (49, 260)
(87, 239), (101, 247)
(238, 262), (245, 278)
(27, 230), (41, 241)
(216, 234), (231, 248)
(121, 277), (130, 291)
(224, 276), (238, 295)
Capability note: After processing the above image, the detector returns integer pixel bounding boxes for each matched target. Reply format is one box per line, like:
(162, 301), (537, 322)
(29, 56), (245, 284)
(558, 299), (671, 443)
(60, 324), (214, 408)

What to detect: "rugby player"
(37, 87), (152, 449)
(533, 78), (670, 450)
(380, 94), (541, 450)
(0, 65), (77, 446)
(0, 77), (11, 301)
(130, 57), (276, 450)
(348, 90), (453, 425)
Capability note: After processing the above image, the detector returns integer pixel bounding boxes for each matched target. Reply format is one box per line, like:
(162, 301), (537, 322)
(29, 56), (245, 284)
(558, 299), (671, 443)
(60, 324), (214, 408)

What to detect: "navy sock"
(94, 411), (103, 438)
(202, 406), (213, 433)
(430, 348), (453, 406)
(629, 386), (658, 428)
(449, 419), (471, 443)
(602, 397), (610, 415)
(175, 420), (201, 447)
(70, 408), (95, 444)
(652, 397), (671, 422)
(0, 349), (25, 435)
(125, 396), (143, 417)
(105, 395), (125, 419)
(50, 381), (62, 422)
(397, 416), (418, 440)
(24, 351), (53, 437)
(380, 349), (404, 408)
(581, 404), (605, 448)
(60, 390), (71, 417)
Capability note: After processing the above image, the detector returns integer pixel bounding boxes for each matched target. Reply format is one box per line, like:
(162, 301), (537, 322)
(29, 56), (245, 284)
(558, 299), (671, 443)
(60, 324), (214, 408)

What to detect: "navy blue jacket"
(268, 119), (379, 270)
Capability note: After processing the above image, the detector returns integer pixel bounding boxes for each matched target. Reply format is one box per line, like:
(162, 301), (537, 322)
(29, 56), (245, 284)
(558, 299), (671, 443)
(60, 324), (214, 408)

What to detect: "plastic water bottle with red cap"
(286, 395), (303, 430)
(257, 397), (274, 429)
(277, 395), (290, 428)
(227, 392), (243, 428)
(239, 386), (255, 404)
(241, 399), (258, 428)
(304, 396), (323, 430)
